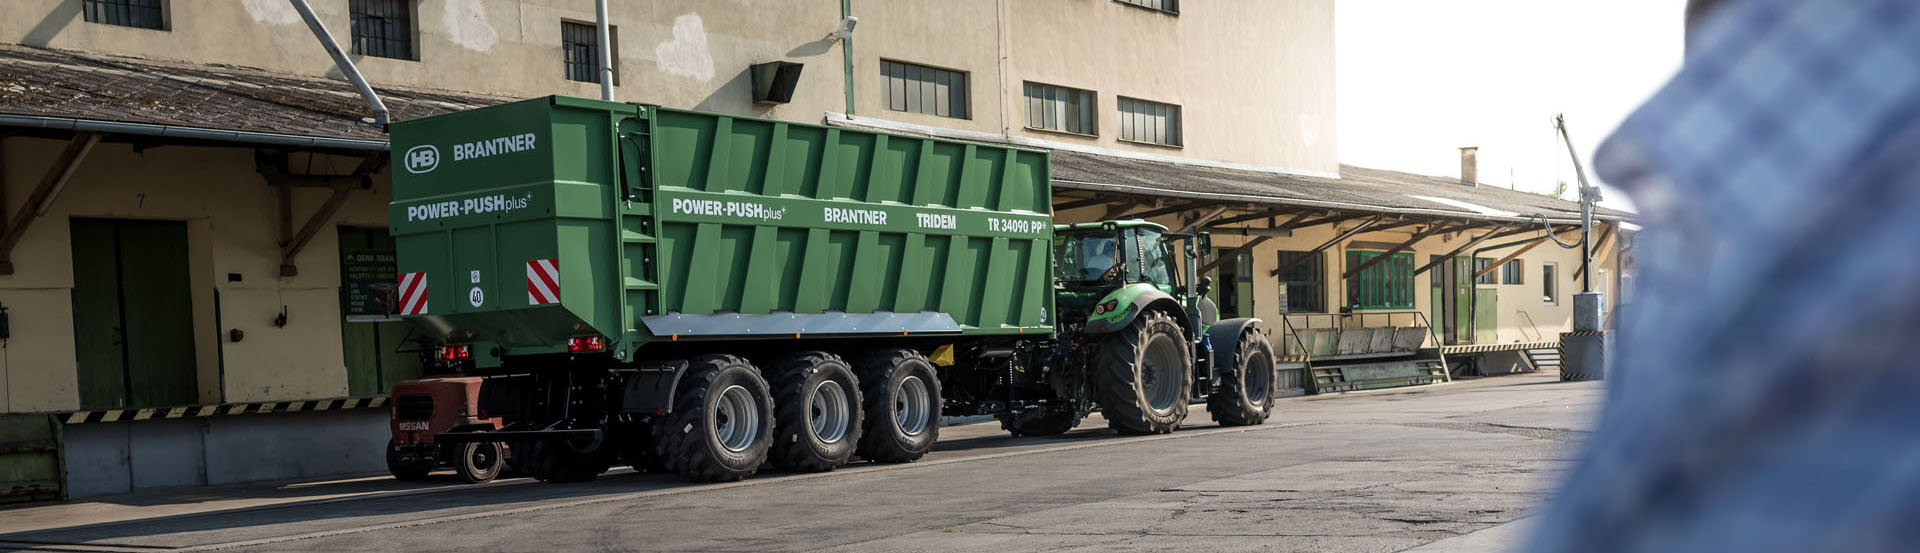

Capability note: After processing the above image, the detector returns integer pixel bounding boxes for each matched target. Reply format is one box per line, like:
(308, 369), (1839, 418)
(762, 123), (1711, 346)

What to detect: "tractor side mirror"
(1196, 275), (1213, 297)
(1198, 232), (1212, 251)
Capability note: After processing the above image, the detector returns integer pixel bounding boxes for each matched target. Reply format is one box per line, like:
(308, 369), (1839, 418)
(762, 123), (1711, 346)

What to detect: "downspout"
(841, 0), (855, 116)
(595, 0), (615, 101)
(289, 0), (389, 130)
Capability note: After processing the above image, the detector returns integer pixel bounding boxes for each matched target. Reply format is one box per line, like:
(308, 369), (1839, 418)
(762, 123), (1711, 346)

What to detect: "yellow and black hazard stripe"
(1439, 341), (1560, 355)
(60, 396), (388, 425)
(1557, 331), (1607, 381)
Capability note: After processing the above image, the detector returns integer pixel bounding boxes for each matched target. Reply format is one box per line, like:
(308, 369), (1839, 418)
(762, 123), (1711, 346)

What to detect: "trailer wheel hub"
(895, 376), (932, 436)
(810, 380), (851, 443)
(714, 384), (761, 452)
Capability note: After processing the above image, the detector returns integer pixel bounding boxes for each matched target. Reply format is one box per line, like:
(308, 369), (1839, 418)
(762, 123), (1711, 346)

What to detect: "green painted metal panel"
(391, 96), (1051, 358)
(69, 219), (126, 410)
(1474, 288), (1499, 344)
(69, 219), (196, 409)
(0, 415), (62, 503)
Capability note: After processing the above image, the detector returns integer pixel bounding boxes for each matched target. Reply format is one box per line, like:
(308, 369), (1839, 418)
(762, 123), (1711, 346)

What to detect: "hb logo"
(404, 145), (440, 174)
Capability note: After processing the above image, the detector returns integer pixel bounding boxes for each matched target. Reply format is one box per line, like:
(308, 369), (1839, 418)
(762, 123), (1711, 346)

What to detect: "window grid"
(1024, 82), (1097, 136)
(562, 21), (612, 84)
(83, 0), (164, 30)
(1346, 251), (1414, 311)
(1116, 0), (1179, 15)
(881, 60), (969, 119)
(1118, 97), (1182, 147)
(1276, 250), (1326, 314)
(1472, 257), (1498, 285)
(350, 0), (414, 60)
(1542, 263), (1559, 304)
(1501, 259), (1524, 285)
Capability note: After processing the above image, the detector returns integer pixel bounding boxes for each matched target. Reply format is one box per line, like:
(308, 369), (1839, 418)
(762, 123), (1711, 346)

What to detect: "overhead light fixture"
(834, 16), (858, 40)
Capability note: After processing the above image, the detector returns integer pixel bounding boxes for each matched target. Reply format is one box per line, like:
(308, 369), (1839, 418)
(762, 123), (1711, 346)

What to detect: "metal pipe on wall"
(287, 0), (389, 130)
(595, 0), (615, 101)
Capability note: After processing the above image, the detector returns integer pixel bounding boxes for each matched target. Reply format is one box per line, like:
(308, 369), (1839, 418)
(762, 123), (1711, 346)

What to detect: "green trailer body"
(389, 96), (1054, 364)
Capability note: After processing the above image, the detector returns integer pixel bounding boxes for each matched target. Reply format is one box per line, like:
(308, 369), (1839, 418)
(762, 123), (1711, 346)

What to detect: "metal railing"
(1274, 311), (1447, 360)
(1515, 310), (1543, 342)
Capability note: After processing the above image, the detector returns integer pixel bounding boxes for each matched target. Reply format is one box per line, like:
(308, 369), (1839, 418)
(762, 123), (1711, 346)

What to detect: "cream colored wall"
(0, 138), (392, 412)
(844, 0), (1003, 133)
(1051, 205), (1626, 345)
(2, 0), (851, 121)
(1003, 0), (1338, 175)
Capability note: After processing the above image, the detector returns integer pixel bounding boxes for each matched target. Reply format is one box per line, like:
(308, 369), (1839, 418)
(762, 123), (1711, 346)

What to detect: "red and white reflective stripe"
(527, 258), (561, 305)
(398, 271), (428, 315)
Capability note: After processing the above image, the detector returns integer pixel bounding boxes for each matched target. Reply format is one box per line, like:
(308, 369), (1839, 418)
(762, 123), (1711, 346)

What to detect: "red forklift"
(386, 370), (510, 483)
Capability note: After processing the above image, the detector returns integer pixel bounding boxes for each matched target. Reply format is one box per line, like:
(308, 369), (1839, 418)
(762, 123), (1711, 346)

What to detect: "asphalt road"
(0, 372), (1601, 553)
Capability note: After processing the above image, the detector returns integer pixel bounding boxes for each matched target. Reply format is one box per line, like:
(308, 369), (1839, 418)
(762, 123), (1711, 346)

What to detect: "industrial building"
(0, 0), (1625, 500)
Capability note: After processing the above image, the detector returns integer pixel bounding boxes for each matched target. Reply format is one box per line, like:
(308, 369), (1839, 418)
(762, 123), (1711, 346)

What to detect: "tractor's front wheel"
(1094, 309), (1192, 435)
(1206, 328), (1278, 426)
(653, 354), (774, 482)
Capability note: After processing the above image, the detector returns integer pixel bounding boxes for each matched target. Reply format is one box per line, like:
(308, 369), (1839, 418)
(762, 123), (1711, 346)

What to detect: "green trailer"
(390, 96), (1278, 483)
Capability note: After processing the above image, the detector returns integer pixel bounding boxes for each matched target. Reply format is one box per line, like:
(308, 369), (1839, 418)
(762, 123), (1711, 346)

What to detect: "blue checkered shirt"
(1527, 1), (1920, 552)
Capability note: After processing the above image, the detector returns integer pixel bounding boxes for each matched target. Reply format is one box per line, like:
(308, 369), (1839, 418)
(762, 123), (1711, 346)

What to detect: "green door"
(1209, 248), (1255, 319)
(70, 218), (198, 410)
(1453, 257), (1474, 344)
(339, 227), (425, 395)
(1474, 288), (1499, 344)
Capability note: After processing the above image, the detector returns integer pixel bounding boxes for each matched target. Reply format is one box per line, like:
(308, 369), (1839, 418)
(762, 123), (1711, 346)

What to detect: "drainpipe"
(841, 0), (855, 115)
(595, 0), (615, 101)
(289, 0), (389, 130)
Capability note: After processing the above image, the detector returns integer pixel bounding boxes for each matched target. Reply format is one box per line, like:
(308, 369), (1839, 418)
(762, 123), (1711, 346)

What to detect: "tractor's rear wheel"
(454, 442), (506, 483)
(653, 354), (774, 482)
(1094, 309), (1192, 435)
(854, 349), (941, 463)
(997, 408), (1082, 437)
(769, 351), (864, 472)
(1206, 329), (1278, 426)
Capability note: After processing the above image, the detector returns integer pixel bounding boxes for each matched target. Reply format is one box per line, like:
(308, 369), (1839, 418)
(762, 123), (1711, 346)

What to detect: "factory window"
(83, 0), (166, 30)
(1276, 250), (1326, 314)
(1024, 82), (1097, 136)
(562, 21), (620, 84)
(882, 60), (969, 119)
(1472, 257), (1498, 285)
(1346, 251), (1414, 311)
(350, 0), (415, 60)
(1542, 263), (1559, 305)
(1501, 259), (1524, 285)
(1116, 0), (1179, 15)
(1118, 97), (1182, 147)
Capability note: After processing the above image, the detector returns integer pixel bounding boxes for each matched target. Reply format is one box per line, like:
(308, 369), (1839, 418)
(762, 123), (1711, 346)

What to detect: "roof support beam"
(1270, 215), (1383, 277)
(1128, 200), (1220, 220)
(1209, 208), (1298, 227)
(1413, 226), (1513, 277)
(1341, 223), (1467, 278)
(1573, 223), (1617, 281)
(1178, 205), (1231, 234)
(1101, 199), (1150, 220)
(1474, 238), (1550, 280)
(1198, 234), (1273, 275)
(0, 132), (101, 275)
(1282, 212), (1366, 231)
(272, 152), (387, 276)
(1051, 196), (1112, 212)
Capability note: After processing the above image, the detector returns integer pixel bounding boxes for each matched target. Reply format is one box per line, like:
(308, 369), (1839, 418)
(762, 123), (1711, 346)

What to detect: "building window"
(1116, 0), (1179, 15)
(350, 0), (414, 60)
(882, 60), (969, 119)
(1542, 263), (1559, 305)
(562, 21), (619, 84)
(1472, 257), (1498, 285)
(1346, 251), (1414, 311)
(1277, 250), (1326, 314)
(1024, 82), (1097, 136)
(83, 0), (165, 30)
(1501, 259), (1524, 285)
(1118, 97), (1182, 147)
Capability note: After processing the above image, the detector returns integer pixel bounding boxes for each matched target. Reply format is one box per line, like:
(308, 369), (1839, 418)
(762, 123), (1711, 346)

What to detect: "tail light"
(568, 336), (607, 353)
(438, 344), (472, 361)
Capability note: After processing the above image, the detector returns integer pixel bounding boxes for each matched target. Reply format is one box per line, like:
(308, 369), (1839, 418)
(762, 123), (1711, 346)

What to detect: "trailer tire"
(769, 352), (863, 472)
(997, 408), (1082, 437)
(385, 440), (433, 481)
(1206, 329), (1277, 426)
(854, 349), (941, 463)
(1094, 309), (1191, 435)
(653, 355), (774, 482)
(515, 435), (615, 483)
(618, 426), (668, 473)
(454, 442), (506, 483)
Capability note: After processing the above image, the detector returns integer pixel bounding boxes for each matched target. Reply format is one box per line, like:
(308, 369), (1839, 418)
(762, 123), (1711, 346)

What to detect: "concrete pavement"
(0, 372), (1601, 553)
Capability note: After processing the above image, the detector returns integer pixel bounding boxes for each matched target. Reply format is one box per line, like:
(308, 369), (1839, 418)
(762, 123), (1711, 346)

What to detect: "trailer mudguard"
(1084, 283), (1186, 334)
(1206, 317), (1264, 376)
(621, 359), (691, 415)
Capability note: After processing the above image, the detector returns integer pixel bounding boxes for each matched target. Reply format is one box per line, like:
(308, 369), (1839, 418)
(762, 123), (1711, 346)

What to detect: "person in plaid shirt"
(1528, 1), (1920, 551)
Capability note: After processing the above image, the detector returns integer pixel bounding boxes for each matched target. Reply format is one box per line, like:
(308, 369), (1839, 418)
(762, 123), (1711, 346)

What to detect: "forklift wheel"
(455, 442), (506, 483)
(385, 439), (433, 481)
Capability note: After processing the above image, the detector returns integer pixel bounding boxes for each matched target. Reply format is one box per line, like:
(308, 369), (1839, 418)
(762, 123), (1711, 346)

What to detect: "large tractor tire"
(768, 351), (864, 472)
(1094, 309), (1192, 435)
(854, 349), (941, 463)
(997, 408), (1082, 437)
(514, 436), (616, 483)
(653, 354), (774, 482)
(1206, 329), (1279, 426)
(454, 441), (506, 483)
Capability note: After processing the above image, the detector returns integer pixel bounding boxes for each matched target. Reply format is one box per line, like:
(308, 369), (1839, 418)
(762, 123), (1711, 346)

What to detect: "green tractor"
(954, 220), (1281, 437)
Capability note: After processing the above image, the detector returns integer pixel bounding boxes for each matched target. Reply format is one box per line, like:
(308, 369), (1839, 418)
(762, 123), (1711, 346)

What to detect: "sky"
(1336, 0), (1687, 210)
